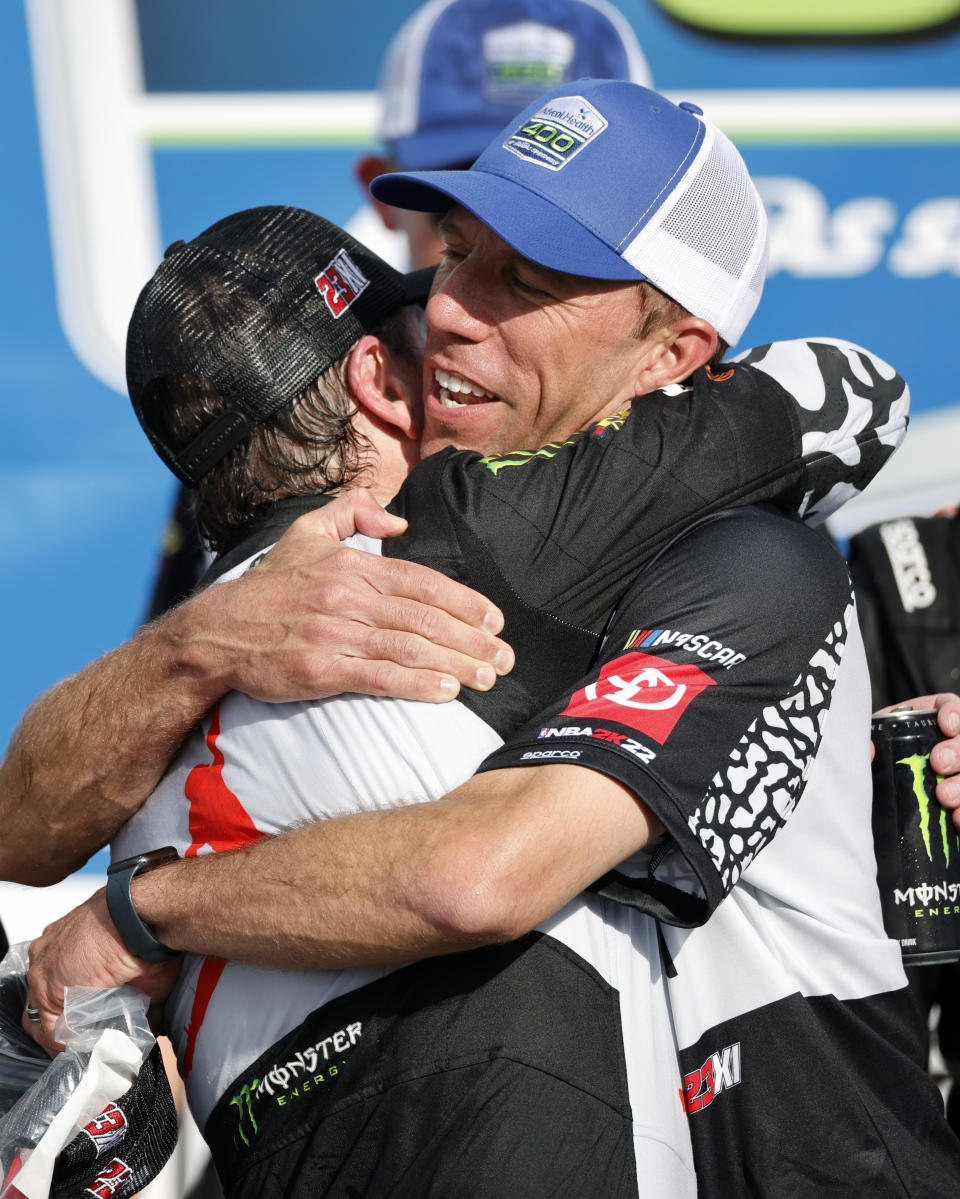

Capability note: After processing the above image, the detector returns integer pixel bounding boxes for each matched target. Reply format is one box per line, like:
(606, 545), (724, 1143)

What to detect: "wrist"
(106, 847), (181, 961)
(156, 588), (233, 707)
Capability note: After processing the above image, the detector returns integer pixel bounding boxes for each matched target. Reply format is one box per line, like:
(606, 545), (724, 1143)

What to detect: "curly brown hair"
(139, 307), (422, 553)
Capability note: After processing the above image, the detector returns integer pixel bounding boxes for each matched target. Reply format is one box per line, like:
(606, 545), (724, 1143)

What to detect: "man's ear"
(354, 154), (403, 232)
(631, 317), (718, 396)
(345, 334), (420, 441)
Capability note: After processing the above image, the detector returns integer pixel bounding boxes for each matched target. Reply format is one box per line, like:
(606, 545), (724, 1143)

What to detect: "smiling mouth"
(435, 368), (496, 408)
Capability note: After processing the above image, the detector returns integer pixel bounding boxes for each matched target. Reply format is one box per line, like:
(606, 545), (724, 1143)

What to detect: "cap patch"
(482, 22), (574, 105)
(314, 250), (370, 319)
(503, 94), (607, 171)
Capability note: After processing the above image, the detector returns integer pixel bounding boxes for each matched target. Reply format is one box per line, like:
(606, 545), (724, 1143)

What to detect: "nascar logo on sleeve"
(561, 652), (716, 743)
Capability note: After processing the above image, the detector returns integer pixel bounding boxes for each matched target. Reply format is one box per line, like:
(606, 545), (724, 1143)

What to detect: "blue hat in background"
(372, 79), (769, 345)
(378, 0), (652, 170)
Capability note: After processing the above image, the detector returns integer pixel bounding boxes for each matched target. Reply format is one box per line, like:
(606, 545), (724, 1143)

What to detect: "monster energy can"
(871, 709), (960, 964)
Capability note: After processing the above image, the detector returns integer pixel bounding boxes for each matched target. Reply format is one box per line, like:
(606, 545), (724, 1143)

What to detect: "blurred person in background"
(851, 505), (960, 1136)
(352, 0), (651, 269)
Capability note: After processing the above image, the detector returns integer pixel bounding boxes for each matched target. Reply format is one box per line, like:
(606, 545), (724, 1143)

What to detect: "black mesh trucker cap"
(0, 960), (177, 1198)
(50, 1043), (178, 1199)
(126, 205), (435, 485)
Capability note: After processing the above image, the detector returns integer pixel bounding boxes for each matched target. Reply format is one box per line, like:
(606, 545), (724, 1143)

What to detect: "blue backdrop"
(3, 0), (957, 880)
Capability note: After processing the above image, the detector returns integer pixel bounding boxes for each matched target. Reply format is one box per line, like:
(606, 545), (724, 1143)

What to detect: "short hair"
(138, 306), (422, 553)
(635, 283), (729, 369)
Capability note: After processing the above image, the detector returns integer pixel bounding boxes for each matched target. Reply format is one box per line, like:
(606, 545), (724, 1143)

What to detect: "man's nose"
(426, 258), (494, 343)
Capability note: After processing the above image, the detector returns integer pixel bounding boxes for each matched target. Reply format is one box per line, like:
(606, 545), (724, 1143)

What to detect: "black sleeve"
(477, 505), (858, 927)
(386, 339), (907, 737)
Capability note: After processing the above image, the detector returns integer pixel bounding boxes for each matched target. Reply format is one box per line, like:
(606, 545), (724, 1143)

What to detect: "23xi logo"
(561, 652), (715, 743)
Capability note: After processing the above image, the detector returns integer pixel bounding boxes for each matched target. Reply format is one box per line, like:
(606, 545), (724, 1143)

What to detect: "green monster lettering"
(229, 1078), (261, 1147)
(480, 441), (573, 476)
(896, 753), (957, 864)
(650, 0), (960, 36)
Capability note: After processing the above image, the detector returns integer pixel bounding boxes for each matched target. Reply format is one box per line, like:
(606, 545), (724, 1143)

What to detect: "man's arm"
(23, 762), (659, 1052)
(0, 498), (513, 885)
(0, 340), (911, 879)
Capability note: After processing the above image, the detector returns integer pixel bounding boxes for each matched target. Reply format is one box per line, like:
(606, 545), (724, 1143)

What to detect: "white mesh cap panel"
(378, 0), (455, 141)
(621, 122), (768, 344)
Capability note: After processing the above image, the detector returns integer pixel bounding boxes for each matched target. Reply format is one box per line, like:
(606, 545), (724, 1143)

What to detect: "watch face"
(108, 847), (178, 874)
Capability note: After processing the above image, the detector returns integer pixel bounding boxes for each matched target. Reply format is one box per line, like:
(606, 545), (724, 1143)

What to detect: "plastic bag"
(0, 946), (49, 1120)
(0, 943), (175, 1199)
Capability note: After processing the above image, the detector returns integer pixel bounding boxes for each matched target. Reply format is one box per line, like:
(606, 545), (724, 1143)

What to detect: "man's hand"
(875, 694), (960, 828)
(22, 890), (180, 1057)
(180, 490), (515, 704)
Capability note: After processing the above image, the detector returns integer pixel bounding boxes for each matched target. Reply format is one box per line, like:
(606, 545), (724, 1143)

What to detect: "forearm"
(132, 764), (659, 970)
(0, 592), (229, 884)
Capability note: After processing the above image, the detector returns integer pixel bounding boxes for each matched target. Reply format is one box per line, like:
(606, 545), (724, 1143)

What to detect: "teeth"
(435, 369), (495, 400)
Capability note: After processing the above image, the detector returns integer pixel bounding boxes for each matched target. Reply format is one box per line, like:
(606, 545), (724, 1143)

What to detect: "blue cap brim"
(372, 167), (646, 283)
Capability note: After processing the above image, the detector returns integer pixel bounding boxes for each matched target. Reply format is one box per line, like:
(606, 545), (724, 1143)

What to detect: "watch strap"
(106, 847), (180, 963)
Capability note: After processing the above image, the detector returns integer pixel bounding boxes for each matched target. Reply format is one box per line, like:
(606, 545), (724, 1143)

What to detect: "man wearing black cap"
(146, 0), (654, 620)
(12, 83), (960, 1197)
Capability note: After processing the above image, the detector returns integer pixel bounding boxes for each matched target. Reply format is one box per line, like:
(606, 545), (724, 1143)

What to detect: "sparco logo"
(897, 752), (959, 866)
(680, 1042), (742, 1115)
(880, 519), (937, 613)
(521, 748), (582, 760)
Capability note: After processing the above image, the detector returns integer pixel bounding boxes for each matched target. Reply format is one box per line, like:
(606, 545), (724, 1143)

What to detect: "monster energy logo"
(480, 440), (573, 476)
(229, 1078), (260, 1148)
(894, 881), (960, 908)
(897, 752), (957, 865)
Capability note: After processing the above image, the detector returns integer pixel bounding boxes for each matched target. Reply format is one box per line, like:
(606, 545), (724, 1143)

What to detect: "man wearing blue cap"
(13, 82), (960, 1197)
(146, 0), (653, 621)
(354, 0), (652, 269)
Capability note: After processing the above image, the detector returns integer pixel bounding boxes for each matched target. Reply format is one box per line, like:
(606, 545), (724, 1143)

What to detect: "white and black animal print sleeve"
(478, 504), (859, 926)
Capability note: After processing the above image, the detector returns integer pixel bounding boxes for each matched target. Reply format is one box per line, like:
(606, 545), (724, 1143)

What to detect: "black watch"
(106, 846), (180, 962)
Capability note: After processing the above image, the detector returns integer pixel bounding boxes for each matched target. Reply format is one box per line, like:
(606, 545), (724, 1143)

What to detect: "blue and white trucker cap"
(372, 79), (769, 345)
(378, 0), (652, 169)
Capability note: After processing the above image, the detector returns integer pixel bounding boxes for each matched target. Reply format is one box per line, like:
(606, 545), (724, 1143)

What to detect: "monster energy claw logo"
(897, 752), (958, 865)
(229, 1078), (260, 1148)
(480, 440), (573, 475)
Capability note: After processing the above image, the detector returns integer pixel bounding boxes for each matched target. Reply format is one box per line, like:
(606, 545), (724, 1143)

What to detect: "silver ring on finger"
(24, 1004), (41, 1023)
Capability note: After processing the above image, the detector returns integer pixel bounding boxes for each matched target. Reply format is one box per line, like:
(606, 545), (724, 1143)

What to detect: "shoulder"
(647, 506), (848, 603)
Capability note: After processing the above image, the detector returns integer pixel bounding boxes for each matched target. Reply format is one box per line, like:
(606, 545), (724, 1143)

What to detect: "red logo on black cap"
(81, 1102), (128, 1154)
(561, 651), (715, 743)
(83, 1157), (133, 1198)
(315, 250), (370, 318)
